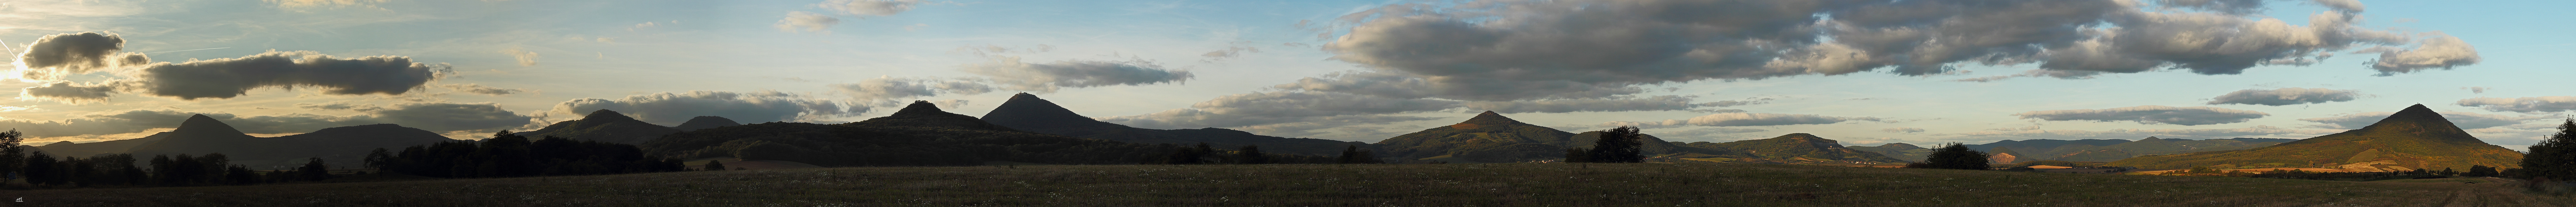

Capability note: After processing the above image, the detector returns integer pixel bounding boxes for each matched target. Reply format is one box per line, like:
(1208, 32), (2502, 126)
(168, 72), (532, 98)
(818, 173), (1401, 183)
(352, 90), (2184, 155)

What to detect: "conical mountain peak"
(173, 114), (246, 135)
(2348, 104), (2476, 142)
(583, 109), (637, 121)
(673, 116), (742, 132)
(2387, 104), (2442, 121)
(1460, 111), (1525, 125)
(894, 100), (944, 115)
(852, 100), (1016, 131)
(982, 93), (1122, 130)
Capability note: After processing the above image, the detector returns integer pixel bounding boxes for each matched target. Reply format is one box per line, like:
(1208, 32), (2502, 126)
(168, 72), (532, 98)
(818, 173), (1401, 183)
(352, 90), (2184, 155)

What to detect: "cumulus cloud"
(550, 91), (856, 125)
(1882, 128), (1927, 134)
(2205, 87), (2362, 106)
(2361, 34), (2480, 75)
(1461, 95), (1702, 113)
(19, 81), (119, 103)
(0, 103), (529, 138)
(130, 51), (452, 100)
(960, 57), (1193, 92)
(2457, 96), (2576, 113)
(775, 11), (842, 33)
(2013, 106), (2269, 125)
(817, 0), (924, 17)
(1201, 45), (1261, 62)
(2299, 111), (2548, 130)
(1095, 91), (1461, 130)
(499, 48), (539, 66)
(1273, 71), (1642, 101)
(12, 32), (146, 81)
(828, 77), (993, 101)
(1951, 125), (2339, 140)
(442, 84), (524, 96)
(1306, 0), (2460, 101)
(1596, 113), (1882, 128)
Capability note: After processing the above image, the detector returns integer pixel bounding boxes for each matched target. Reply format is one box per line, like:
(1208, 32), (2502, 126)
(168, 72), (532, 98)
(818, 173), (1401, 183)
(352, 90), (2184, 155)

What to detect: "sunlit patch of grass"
(7, 162), (2571, 206)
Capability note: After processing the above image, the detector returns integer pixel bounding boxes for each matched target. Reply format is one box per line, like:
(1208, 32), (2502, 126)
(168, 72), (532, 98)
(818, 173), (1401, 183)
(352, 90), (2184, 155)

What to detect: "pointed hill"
(847, 101), (1017, 131)
(640, 101), (1226, 167)
(114, 115), (457, 167)
(1374, 111), (1588, 163)
(1682, 133), (1905, 163)
(671, 116), (742, 132)
(516, 109), (682, 144)
(977, 93), (1371, 156)
(2108, 104), (2525, 171)
(1847, 143), (1933, 162)
(35, 132), (171, 158)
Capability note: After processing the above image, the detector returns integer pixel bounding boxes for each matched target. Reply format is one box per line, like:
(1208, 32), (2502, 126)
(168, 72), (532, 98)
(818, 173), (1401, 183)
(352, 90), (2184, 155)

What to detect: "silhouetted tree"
(0, 130), (23, 181)
(2439, 168), (2459, 176)
(297, 158), (334, 181)
(375, 131), (684, 178)
(364, 148), (393, 170)
(2524, 119), (2576, 180)
(1907, 142), (1990, 170)
(1561, 147), (1591, 163)
(2468, 165), (2500, 177)
(1236, 145), (1269, 164)
(223, 165), (257, 185)
(704, 160), (726, 171)
(1336, 145), (1380, 164)
(1583, 126), (1646, 163)
(23, 151), (58, 186)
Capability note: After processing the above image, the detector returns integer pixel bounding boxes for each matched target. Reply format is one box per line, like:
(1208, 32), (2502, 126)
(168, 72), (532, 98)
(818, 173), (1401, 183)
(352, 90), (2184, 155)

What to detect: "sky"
(0, 0), (2568, 150)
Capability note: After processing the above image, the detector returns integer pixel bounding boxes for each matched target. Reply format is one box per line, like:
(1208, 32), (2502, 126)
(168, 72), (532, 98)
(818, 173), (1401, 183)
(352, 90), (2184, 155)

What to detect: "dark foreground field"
(0, 162), (2566, 207)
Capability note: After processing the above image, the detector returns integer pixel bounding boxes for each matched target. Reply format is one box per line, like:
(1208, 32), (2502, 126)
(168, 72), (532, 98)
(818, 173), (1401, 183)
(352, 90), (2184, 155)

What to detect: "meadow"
(0, 162), (2565, 207)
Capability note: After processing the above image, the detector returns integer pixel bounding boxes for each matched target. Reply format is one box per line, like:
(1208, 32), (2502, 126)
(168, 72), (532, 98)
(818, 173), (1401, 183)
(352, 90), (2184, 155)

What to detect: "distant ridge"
(69, 115), (461, 167)
(1374, 111), (1586, 163)
(672, 116), (742, 132)
(977, 93), (1371, 156)
(2108, 104), (2524, 171)
(517, 109), (683, 144)
(848, 101), (1017, 131)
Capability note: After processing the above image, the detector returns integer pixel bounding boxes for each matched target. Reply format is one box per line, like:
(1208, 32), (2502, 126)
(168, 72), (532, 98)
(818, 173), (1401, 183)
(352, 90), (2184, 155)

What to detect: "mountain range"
(515, 110), (685, 144)
(640, 101), (1188, 166)
(1846, 137), (2300, 163)
(2108, 104), (2525, 171)
(33, 114), (458, 167)
(1374, 111), (1901, 164)
(976, 93), (1372, 156)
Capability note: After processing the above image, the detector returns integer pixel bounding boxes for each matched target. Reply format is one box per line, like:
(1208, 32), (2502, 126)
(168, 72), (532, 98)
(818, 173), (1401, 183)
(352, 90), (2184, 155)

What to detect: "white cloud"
(775, 11), (842, 33)
(1882, 128), (1927, 134)
(499, 48), (539, 66)
(2457, 96), (2576, 113)
(827, 77), (994, 101)
(817, 0), (925, 17)
(2013, 106), (2269, 125)
(2205, 87), (2362, 106)
(959, 56), (1193, 92)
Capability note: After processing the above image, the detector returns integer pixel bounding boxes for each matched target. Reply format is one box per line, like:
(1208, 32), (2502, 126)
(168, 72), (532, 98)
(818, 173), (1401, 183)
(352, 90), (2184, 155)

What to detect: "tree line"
(368, 131), (687, 178)
(0, 130), (340, 188)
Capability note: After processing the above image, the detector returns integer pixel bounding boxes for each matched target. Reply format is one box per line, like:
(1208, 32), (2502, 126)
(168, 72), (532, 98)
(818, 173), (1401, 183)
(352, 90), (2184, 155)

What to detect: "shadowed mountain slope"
(671, 116), (742, 132)
(643, 101), (1191, 166)
(1682, 133), (1906, 163)
(978, 93), (1370, 156)
(1374, 111), (1587, 163)
(516, 110), (682, 144)
(105, 115), (459, 167)
(2108, 104), (2525, 171)
(1847, 143), (1932, 162)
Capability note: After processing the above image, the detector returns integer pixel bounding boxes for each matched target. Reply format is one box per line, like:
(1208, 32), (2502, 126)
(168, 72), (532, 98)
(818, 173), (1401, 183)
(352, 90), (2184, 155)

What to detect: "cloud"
(1460, 95), (1702, 113)
(1310, 0), (2458, 101)
(18, 81), (119, 103)
(499, 48), (539, 66)
(129, 51), (452, 100)
(2361, 34), (2480, 75)
(1951, 70), (2102, 82)
(2205, 87), (2362, 106)
(2013, 106), (2270, 125)
(817, 0), (924, 17)
(263, 0), (389, 9)
(827, 77), (993, 101)
(550, 91), (857, 125)
(775, 11), (842, 33)
(2298, 111), (2549, 130)
(2462, 87), (2491, 94)
(1951, 125), (2340, 140)
(12, 32), (146, 81)
(1230, 115), (1445, 138)
(1596, 113), (1882, 128)
(0, 103), (530, 138)
(1882, 128), (1927, 134)
(959, 57), (1193, 92)
(1701, 98), (1774, 107)
(1201, 45), (1261, 62)
(1096, 91), (1461, 130)
(2457, 96), (2576, 113)
(442, 84), (524, 96)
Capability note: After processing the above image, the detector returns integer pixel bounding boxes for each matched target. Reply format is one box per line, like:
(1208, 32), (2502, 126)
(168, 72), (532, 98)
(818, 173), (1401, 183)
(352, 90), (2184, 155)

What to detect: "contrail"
(142, 47), (230, 54)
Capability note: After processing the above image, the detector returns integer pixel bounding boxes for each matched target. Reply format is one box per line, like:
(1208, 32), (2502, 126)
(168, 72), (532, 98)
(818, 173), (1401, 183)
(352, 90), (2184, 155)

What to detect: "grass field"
(0, 162), (2566, 207)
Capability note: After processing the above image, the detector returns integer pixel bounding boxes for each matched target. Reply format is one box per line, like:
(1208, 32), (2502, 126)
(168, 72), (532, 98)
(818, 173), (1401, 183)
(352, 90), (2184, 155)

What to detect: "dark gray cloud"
(828, 77), (993, 101)
(1597, 113), (1882, 128)
(19, 81), (119, 102)
(1095, 91), (1461, 130)
(442, 84), (524, 96)
(131, 51), (451, 100)
(1461, 95), (1701, 113)
(2012, 106), (2270, 125)
(960, 57), (1193, 92)
(1951, 69), (2102, 82)
(2457, 96), (2576, 113)
(0, 103), (530, 137)
(1309, 0), (2460, 101)
(14, 32), (146, 80)
(551, 91), (857, 125)
(2298, 111), (2545, 130)
(2205, 87), (2362, 106)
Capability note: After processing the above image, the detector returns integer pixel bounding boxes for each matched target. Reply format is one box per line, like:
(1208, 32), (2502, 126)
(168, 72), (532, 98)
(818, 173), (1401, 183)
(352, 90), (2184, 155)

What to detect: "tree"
(0, 130), (23, 182)
(1336, 146), (1380, 164)
(704, 160), (726, 171)
(1561, 147), (1592, 163)
(2522, 119), (2576, 180)
(1585, 126), (1646, 163)
(297, 158), (334, 181)
(1235, 145), (1269, 164)
(23, 151), (57, 186)
(2468, 165), (2500, 177)
(364, 148), (394, 170)
(1907, 142), (1990, 170)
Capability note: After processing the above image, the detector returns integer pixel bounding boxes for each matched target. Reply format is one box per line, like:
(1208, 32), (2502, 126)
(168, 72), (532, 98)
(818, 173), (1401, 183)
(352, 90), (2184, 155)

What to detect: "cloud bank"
(2013, 106), (2270, 125)
(960, 57), (1193, 92)
(2457, 96), (2576, 113)
(2205, 87), (2362, 106)
(1597, 113), (1882, 128)
(550, 91), (857, 125)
